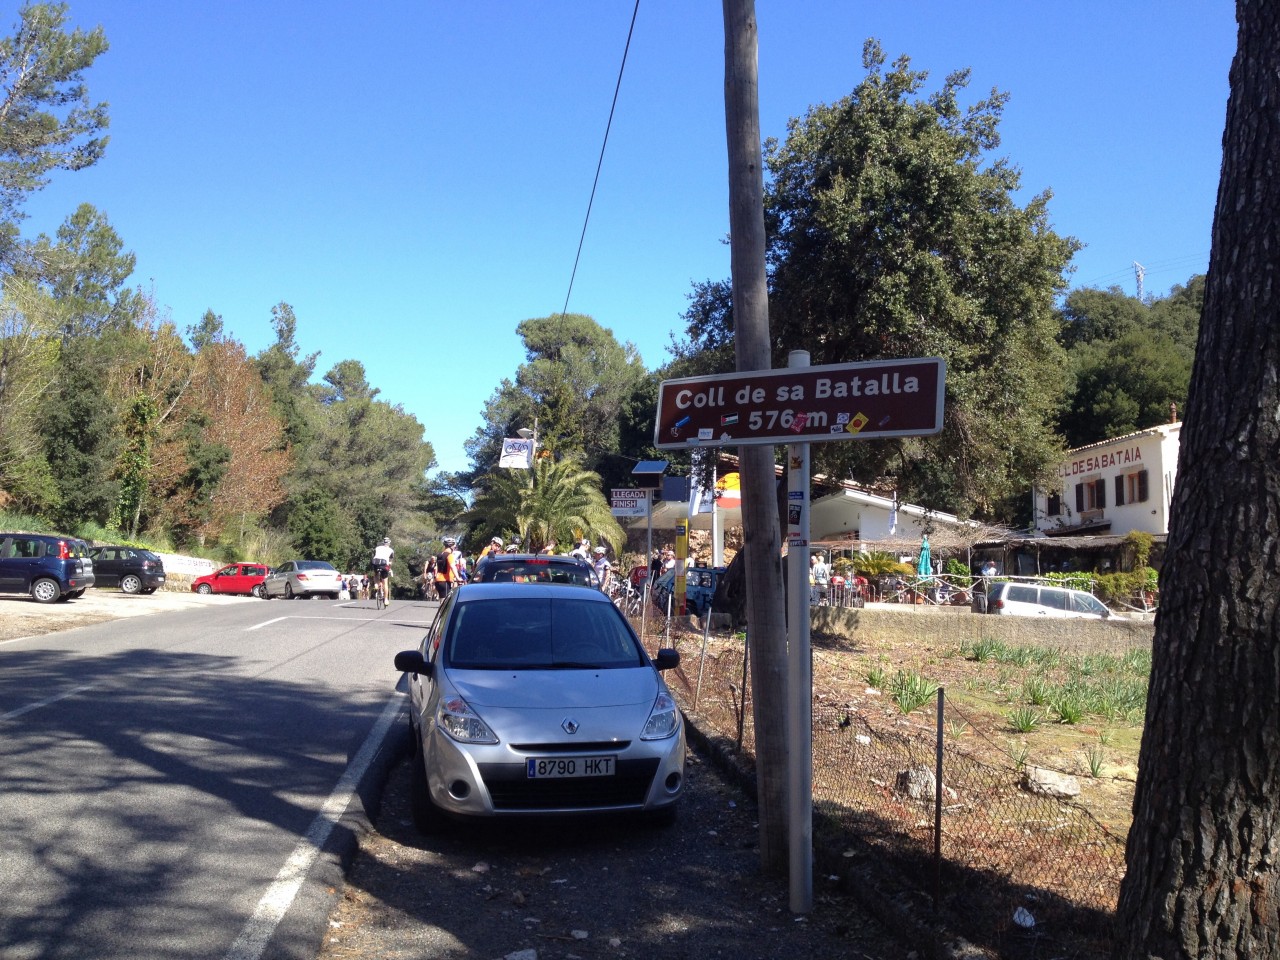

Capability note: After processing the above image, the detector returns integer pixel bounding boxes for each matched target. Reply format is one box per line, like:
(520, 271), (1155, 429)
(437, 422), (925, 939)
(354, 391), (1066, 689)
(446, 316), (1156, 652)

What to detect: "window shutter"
(1095, 478), (1107, 509)
(1115, 476), (1125, 506)
(1075, 483), (1085, 513)
(1138, 469), (1149, 502)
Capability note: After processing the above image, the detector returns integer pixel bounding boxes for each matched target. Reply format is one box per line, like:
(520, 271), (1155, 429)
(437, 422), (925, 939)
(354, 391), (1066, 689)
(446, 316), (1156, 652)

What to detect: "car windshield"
(445, 597), (644, 670)
(297, 560), (336, 572)
(480, 559), (595, 586)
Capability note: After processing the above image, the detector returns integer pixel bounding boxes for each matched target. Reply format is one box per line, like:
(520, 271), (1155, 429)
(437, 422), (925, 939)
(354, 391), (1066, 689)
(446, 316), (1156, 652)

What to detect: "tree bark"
(722, 0), (790, 873)
(1113, 3), (1280, 957)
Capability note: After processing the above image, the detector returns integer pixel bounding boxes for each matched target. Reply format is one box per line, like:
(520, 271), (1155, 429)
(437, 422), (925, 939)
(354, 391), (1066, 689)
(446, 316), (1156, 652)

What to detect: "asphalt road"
(0, 594), (437, 960)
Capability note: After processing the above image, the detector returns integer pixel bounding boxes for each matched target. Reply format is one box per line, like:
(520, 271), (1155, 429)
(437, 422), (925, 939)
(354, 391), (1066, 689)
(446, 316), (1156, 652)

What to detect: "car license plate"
(526, 756), (615, 779)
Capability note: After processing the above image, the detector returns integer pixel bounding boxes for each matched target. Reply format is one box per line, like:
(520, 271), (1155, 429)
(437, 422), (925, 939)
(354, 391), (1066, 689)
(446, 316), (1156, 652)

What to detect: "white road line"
(0, 682), (102, 722)
(222, 693), (402, 960)
(246, 616), (291, 631)
(247, 616), (431, 631)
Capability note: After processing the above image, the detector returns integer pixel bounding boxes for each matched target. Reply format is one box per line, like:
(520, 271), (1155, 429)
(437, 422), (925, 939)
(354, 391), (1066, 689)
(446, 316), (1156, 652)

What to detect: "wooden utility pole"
(722, 0), (789, 873)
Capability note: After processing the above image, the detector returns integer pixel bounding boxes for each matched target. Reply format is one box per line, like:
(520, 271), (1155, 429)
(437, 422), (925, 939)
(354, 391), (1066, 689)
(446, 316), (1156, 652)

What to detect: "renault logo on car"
(561, 718), (580, 735)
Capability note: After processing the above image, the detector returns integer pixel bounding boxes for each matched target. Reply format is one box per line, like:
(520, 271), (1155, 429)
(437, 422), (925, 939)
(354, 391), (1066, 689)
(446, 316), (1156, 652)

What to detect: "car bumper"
(421, 722), (686, 818)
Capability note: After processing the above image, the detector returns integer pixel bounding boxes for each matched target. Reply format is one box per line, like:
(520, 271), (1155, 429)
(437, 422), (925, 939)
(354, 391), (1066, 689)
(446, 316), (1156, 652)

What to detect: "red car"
(191, 562), (271, 598)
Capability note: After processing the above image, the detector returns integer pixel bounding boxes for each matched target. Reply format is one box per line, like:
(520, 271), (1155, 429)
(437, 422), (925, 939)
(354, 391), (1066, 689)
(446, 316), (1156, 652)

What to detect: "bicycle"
(372, 568), (389, 610)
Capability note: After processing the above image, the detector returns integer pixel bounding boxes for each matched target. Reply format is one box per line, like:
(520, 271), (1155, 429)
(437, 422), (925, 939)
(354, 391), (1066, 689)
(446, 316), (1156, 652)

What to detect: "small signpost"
(653, 353), (946, 915)
(653, 357), (945, 450)
(609, 488), (650, 518)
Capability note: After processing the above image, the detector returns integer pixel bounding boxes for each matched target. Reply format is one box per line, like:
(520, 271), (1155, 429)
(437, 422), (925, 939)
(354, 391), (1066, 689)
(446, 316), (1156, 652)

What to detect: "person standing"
(591, 546), (613, 591)
(810, 552), (831, 606)
(434, 538), (458, 599)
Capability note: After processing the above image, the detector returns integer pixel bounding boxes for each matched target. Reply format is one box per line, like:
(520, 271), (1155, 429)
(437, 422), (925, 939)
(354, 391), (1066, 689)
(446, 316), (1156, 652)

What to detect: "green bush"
(853, 550), (914, 577)
(943, 556), (972, 586)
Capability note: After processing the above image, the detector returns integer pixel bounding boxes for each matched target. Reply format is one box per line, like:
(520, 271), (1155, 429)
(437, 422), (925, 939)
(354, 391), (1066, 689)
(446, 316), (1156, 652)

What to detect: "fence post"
(694, 598), (713, 709)
(934, 686), (945, 911)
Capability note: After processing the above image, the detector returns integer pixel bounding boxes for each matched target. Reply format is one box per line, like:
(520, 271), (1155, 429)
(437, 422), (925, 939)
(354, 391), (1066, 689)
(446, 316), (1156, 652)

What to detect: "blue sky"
(21, 1), (1236, 476)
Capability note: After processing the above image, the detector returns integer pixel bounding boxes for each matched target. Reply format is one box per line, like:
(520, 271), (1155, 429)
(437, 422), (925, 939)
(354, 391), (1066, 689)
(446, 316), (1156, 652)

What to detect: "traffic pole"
(786, 348), (813, 913)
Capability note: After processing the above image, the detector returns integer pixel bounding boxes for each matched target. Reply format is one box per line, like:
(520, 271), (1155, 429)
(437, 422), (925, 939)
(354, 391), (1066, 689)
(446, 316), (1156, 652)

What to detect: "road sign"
(653, 357), (945, 449)
(610, 488), (649, 518)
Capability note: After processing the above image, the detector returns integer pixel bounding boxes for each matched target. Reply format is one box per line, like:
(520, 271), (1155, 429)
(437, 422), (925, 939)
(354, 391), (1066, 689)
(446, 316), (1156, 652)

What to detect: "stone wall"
(809, 604), (1154, 655)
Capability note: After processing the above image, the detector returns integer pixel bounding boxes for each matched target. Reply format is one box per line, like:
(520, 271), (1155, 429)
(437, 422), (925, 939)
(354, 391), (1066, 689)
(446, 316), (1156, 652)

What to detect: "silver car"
(393, 582), (685, 830)
(263, 559), (343, 600)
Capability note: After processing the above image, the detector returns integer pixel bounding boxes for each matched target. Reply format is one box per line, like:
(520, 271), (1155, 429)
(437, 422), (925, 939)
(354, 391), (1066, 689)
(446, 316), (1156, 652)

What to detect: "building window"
(1047, 492), (1061, 517)
(1076, 479), (1106, 513)
(1127, 470), (1149, 503)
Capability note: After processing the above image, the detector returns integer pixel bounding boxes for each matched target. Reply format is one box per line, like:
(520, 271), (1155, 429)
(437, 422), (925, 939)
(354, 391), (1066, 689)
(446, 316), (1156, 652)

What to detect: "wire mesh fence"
(632, 606), (1127, 954)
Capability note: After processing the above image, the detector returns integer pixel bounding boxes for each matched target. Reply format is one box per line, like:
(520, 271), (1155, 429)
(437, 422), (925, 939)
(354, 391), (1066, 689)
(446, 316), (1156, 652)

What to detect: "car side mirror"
(653, 648), (680, 671)
(394, 650), (432, 677)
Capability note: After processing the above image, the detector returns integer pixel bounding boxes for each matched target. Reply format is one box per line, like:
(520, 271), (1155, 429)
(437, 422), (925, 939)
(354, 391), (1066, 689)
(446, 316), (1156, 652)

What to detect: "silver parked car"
(393, 582), (685, 830)
(263, 559), (343, 600)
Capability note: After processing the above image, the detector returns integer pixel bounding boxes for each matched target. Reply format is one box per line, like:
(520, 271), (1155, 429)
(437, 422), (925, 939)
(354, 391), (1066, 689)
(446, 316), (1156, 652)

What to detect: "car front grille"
(478, 758), (660, 810)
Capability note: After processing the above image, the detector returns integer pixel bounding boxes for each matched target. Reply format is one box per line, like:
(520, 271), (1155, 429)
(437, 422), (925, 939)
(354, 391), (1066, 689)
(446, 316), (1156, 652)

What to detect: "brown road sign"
(653, 357), (945, 449)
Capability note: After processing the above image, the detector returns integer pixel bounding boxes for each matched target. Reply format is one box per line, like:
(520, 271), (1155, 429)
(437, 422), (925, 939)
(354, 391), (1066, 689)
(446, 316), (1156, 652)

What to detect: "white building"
(1033, 422), (1181, 537)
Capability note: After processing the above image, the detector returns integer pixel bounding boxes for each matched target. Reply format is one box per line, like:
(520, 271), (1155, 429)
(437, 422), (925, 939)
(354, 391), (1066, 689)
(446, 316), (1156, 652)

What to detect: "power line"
(559, 0), (641, 320)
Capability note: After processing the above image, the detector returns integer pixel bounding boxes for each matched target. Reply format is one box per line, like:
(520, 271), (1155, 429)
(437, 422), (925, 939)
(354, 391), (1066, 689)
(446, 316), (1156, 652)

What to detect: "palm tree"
(467, 455), (623, 554)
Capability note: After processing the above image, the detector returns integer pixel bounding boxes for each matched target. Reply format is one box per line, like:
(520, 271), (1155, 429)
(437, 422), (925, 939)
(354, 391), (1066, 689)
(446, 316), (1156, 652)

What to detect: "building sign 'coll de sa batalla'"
(653, 357), (946, 449)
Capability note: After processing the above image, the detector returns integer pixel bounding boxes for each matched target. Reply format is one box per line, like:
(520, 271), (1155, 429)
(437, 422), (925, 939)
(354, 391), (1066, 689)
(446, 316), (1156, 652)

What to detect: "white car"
(981, 581), (1120, 619)
(393, 582), (686, 830)
(263, 560), (344, 600)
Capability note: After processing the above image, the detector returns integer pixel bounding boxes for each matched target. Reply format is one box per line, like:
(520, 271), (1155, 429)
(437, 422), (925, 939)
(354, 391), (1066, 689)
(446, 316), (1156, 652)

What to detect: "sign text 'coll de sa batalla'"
(653, 357), (946, 450)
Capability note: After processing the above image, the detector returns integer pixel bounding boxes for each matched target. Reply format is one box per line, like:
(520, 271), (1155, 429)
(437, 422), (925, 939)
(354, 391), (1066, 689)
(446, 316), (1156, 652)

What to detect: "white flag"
(499, 437), (533, 469)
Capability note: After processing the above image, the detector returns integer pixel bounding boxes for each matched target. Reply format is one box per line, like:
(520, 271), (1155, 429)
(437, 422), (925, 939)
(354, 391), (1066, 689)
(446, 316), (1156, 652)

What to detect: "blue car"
(0, 533), (96, 603)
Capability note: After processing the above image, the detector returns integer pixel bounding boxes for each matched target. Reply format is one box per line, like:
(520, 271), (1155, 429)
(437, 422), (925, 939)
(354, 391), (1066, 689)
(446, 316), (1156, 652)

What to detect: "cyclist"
(371, 536), (394, 605)
(592, 546), (613, 592)
(434, 537), (458, 599)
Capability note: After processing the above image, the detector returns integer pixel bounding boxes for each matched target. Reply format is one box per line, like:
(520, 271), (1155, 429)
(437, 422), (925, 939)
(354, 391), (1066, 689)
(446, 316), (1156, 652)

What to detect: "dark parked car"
(191, 562), (270, 598)
(89, 546), (166, 594)
(0, 532), (96, 603)
(470, 553), (599, 587)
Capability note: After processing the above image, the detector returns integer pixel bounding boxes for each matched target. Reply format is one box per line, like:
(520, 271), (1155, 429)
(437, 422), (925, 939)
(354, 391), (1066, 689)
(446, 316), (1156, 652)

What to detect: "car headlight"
(641, 691), (680, 740)
(437, 696), (499, 744)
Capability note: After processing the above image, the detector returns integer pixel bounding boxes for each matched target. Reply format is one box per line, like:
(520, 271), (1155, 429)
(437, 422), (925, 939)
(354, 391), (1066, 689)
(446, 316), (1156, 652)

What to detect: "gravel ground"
(0, 586), (256, 642)
(318, 734), (920, 960)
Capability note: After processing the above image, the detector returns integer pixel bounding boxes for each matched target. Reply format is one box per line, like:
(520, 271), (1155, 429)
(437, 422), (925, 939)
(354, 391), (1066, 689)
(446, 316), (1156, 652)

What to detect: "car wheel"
(252, 584), (266, 599)
(31, 578), (61, 604)
(121, 574), (143, 594)
(408, 738), (444, 835)
(197, 583), (213, 595)
(285, 583), (295, 600)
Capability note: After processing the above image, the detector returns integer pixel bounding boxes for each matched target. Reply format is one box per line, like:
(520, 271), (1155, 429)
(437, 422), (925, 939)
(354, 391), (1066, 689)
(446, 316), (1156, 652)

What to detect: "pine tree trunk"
(1112, 3), (1280, 956)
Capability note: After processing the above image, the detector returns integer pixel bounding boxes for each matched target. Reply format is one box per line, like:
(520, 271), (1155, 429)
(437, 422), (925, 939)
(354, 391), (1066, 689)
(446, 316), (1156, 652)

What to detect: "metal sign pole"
(786, 349), (813, 913)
